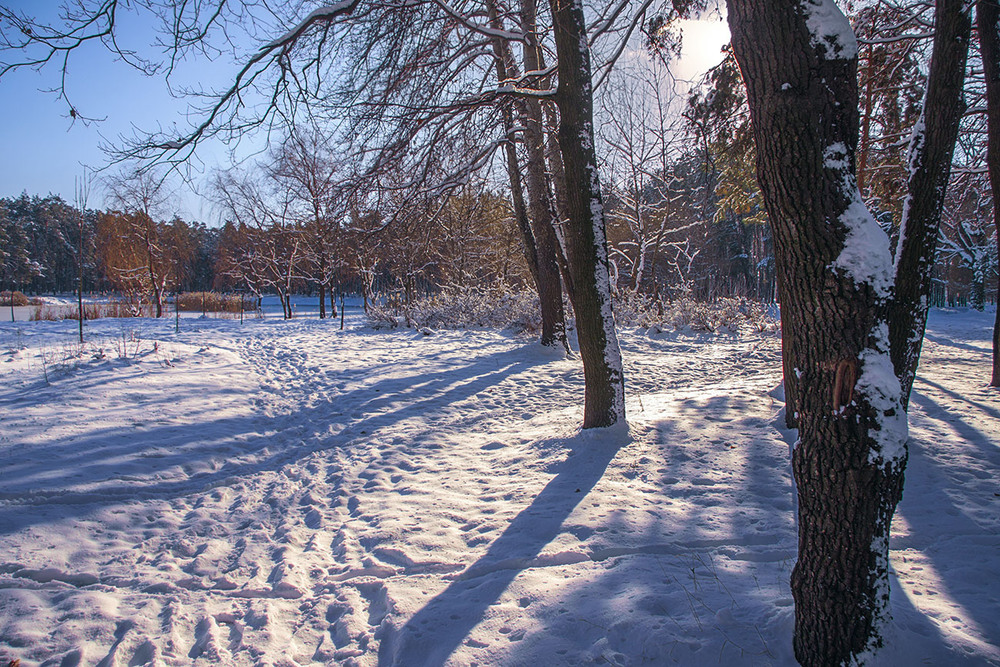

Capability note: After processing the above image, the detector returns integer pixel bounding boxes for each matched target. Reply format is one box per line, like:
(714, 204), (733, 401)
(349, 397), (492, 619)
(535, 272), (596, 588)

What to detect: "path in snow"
(0, 308), (997, 666)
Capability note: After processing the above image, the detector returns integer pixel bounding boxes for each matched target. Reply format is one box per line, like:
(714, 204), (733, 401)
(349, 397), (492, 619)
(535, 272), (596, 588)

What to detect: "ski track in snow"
(0, 304), (997, 666)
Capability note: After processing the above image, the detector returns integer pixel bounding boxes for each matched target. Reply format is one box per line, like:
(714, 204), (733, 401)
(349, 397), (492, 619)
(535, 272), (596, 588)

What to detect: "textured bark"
(889, 0), (971, 404)
(487, 0), (567, 350)
(518, 0), (568, 351)
(780, 301), (799, 429)
(726, 2), (907, 663)
(548, 0), (625, 428)
(978, 0), (1000, 386)
(543, 102), (577, 306)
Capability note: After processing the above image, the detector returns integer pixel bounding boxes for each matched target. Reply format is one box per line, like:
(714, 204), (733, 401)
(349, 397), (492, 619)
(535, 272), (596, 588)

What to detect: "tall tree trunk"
(319, 281), (327, 319)
(727, 2), (908, 663)
(548, 0), (625, 428)
(486, 0), (567, 350)
(518, 0), (568, 350)
(858, 54), (875, 196)
(889, 0), (972, 405)
(978, 0), (1000, 386)
(543, 102), (577, 306)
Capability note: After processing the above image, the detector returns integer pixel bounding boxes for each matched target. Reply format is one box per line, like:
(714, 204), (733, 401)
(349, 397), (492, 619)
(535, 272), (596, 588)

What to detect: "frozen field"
(0, 302), (997, 666)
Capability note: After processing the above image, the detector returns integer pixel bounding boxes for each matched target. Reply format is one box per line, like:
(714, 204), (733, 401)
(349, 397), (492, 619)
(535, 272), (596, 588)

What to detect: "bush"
(30, 300), (157, 321)
(0, 291), (42, 307)
(367, 286), (542, 333)
(176, 292), (257, 314)
(613, 291), (775, 334)
(366, 286), (776, 336)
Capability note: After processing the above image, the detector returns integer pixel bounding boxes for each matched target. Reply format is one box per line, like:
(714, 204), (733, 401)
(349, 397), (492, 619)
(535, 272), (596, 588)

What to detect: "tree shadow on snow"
(913, 376), (1000, 422)
(922, 332), (992, 357)
(381, 431), (626, 666)
(892, 387), (1000, 657)
(496, 393), (799, 666)
(0, 343), (549, 537)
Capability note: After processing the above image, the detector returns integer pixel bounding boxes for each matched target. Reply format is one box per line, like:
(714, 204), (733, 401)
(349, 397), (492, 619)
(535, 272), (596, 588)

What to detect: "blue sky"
(0, 4), (729, 225)
(0, 1), (242, 222)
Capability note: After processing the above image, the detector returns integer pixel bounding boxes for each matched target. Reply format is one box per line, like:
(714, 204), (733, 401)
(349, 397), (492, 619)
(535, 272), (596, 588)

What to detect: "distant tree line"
(3, 129), (995, 317)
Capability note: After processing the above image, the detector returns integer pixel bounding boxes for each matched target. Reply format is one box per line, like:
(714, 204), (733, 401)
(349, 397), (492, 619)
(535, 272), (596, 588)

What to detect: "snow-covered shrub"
(366, 286), (541, 334)
(367, 286), (775, 335)
(613, 292), (775, 334)
(365, 303), (403, 330)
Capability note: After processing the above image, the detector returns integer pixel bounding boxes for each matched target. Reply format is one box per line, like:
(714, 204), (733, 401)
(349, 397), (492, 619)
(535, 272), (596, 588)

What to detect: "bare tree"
(0, 0), (648, 429)
(74, 171), (92, 341)
(104, 167), (178, 316)
(272, 126), (345, 319)
(598, 57), (682, 295)
(213, 167), (304, 319)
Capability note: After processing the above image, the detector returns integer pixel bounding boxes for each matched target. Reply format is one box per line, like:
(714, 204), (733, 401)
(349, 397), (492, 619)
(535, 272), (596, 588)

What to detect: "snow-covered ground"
(0, 301), (997, 666)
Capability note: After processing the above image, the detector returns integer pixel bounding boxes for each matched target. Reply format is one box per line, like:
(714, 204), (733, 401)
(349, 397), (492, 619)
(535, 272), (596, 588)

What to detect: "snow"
(1, 299), (998, 665)
(824, 143), (896, 297)
(856, 324), (908, 469)
(260, 2), (358, 51)
(801, 0), (859, 60)
(895, 111), (927, 270)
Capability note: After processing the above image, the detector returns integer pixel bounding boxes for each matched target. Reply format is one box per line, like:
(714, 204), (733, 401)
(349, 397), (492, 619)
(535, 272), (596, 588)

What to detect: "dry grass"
(0, 291), (42, 307)
(177, 292), (257, 314)
(30, 300), (155, 321)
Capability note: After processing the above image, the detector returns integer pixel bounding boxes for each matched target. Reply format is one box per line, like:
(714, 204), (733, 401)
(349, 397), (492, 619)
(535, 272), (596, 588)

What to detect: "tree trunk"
(518, 0), (568, 351)
(548, 0), (625, 428)
(319, 281), (327, 319)
(78, 213), (85, 342)
(486, 0), (568, 350)
(726, 2), (908, 663)
(978, 0), (1000, 386)
(889, 0), (971, 405)
(501, 126), (541, 286)
(543, 102), (577, 306)
(487, 19), (542, 302)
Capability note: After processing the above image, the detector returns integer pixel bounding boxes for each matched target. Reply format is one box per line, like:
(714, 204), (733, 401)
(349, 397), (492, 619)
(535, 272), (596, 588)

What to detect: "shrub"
(368, 286), (776, 336)
(613, 291), (775, 334)
(176, 292), (257, 314)
(0, 291), (41, 307)
(367, 286), (543, 333)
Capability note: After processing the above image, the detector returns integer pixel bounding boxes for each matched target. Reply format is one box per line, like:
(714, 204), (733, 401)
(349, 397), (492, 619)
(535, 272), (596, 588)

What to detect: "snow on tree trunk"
(548, 0), (625, 428)
(726, 1), (909, 662)
(977, 0), (1000, 386)
(889, 0), (971, 405)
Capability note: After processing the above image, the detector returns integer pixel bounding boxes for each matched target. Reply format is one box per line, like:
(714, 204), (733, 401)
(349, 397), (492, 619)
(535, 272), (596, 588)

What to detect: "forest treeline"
(2, 127), (994, 319)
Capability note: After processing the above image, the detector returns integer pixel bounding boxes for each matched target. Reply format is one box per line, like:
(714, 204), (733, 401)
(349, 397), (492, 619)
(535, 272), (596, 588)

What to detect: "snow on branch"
(801, 0), (858, 60)
(429, 0), (526, 42)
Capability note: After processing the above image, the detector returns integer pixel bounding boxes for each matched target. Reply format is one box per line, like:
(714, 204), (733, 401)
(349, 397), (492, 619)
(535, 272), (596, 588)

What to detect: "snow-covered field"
(0, 301), (997, 666)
